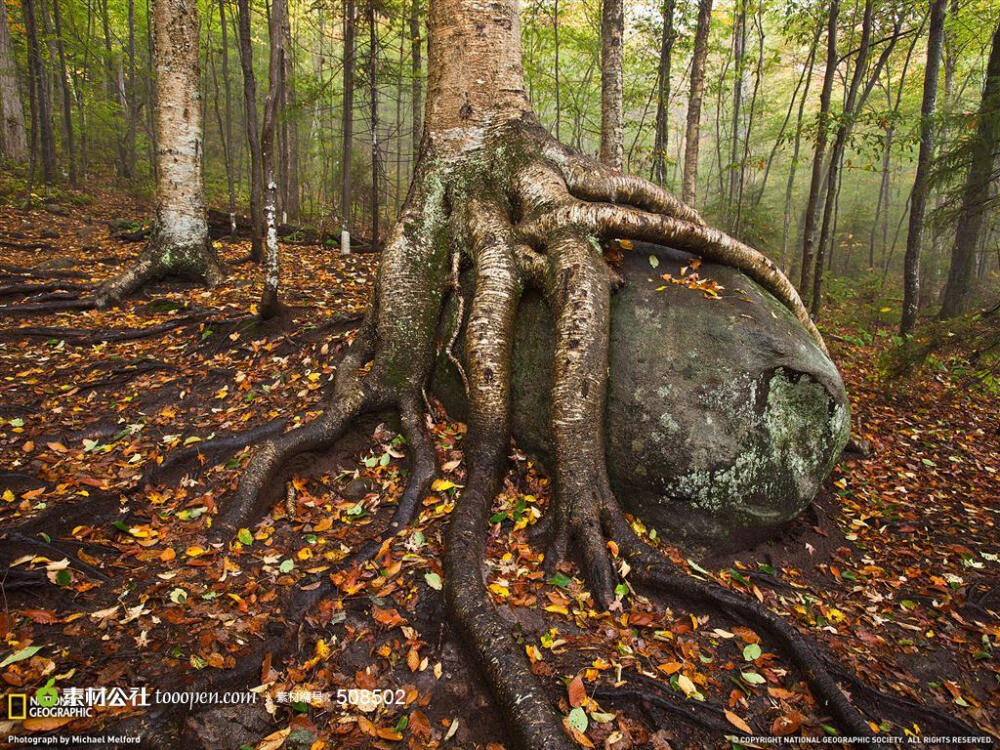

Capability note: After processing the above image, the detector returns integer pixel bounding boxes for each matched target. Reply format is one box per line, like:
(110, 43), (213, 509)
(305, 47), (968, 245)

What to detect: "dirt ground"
(1, 186), (997, 749)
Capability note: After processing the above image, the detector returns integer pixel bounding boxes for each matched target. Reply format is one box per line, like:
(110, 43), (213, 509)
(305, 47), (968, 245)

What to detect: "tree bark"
(259, 0), (285, 319)
(938, 17), (1000, 319)
(280, 3), (299, 222)
(340, 0), (356, 252)
(236, 0), (265, 263)
(681, 0), (713, 206)
(409, 0), (422, 157)
(599, 0), (623, 168)
(727, 0), (746, 225)
(901, 0), (946, 334)
(0, 0), (28, 161)
(369, 1), (380, 249)
(23, 0), (57, 184)
(51, 0), (76, 183)
(798, 0), (839, 302)
(218, 0), (237, 234)
(92, 0), (222, 307)
(812, 0), (899, 319)
(651, 0), (674, 186)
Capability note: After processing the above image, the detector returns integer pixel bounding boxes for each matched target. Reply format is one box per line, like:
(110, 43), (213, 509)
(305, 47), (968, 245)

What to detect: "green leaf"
(424, 572), (443, 590)
(742, 643), (762, 661)
(687, 558), (712, 577)
(740, 671), (766, 685)
(548, 573), (572, 588)
(55, 569), (72, 586)
(648, 255), (660, 268)
(237, 528), (254, 546)
(113, 520), (130, 533)
(489, 512), (506, 524)
(279, 558), (294, 574)
(614, 583), (629, 597)
(0, 645), (43, 668)
(566, 706), (588, 733)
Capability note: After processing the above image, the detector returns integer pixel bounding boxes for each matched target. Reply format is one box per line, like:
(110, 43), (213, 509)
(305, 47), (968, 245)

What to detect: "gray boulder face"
(432, 243), (850, 548)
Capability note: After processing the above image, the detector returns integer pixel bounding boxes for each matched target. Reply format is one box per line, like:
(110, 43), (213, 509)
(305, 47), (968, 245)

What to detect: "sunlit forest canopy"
(2, 0), (997, 305)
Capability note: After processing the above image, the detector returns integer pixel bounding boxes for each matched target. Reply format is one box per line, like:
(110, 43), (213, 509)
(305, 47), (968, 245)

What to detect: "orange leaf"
(567, 674), (586, 707)
(657, 662), (682, 675)
(724, 709), (753, 734)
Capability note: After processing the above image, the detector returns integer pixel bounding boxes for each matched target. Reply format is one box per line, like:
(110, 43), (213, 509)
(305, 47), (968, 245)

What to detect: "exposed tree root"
(2, 530), (112, 583)
(91, 233), (224, 309)
(603, 510), (875, 737)
(0, 281), (86, 299)
(0, 299), (96, 316)
(594, 678), (735, 736)
(818, 655), (988, 738)
(0, 263), (87, 279)
(141, 416), (293, 486)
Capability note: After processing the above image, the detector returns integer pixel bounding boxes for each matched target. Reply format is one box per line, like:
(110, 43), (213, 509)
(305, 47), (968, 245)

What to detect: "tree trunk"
(779, 33), (818, 274)
(51, 0), (76, 183)
(681, 0), (713, 206)
(236, 0), (265, 263)
(92, 0), (222, 307)
(727, 0), (746, 225)
(901, 0), (946, 334)
(369, 2), (381, 249)
(553, 0), (560, 141)
(0, 0), (28, 161)
(599, 0), (623, 168)
(259, 0), (286, 319)
(798, 0), (838, 302)
(939, 17), (1000, 319)
(651, 0), (674, 186)
(341, 0), (356, 252)
(125, 0), (138, 178)
(812, 0), (894, 319)
(409, 0), (422, 157)
(281, 3), (299, 222)
(23, 0), (57, 185)
(218, 0), (237, 234)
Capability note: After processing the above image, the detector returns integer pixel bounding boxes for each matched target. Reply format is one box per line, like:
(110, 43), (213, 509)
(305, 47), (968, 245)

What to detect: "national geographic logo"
(6, 693), (27, 720)
(4, 683), (93, 720)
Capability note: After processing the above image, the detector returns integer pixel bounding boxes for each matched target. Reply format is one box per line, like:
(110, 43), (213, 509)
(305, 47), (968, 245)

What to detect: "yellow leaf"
(431, 479), (455, 492)
(488, 582), (509, 598)
(185, 546), (206, 557)
(2, 489), (14, 502)
(677, 674), (698, 697)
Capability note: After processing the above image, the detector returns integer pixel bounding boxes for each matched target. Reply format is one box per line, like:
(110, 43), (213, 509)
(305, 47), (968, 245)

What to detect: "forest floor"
(0, 185), (998, 750)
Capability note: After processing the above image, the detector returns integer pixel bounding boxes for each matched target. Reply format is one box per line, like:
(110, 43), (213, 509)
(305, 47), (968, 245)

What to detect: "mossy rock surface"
(432, 243), (850, 548)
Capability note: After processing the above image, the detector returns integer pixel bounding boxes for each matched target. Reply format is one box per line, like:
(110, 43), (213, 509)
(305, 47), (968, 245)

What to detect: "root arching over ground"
(87, 116), (976, 748)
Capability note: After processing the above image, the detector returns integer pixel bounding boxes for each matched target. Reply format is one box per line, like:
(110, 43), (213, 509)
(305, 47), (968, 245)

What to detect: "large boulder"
(432, 243), (850, 548)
